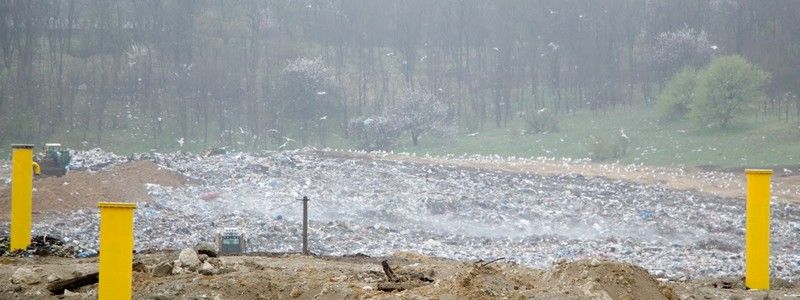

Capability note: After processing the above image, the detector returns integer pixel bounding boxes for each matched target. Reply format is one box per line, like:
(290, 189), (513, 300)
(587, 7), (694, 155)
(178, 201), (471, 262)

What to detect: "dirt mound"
(0, 253), (796, 299)
(540, 259), (676, 300)
(0, 161), (186, 220)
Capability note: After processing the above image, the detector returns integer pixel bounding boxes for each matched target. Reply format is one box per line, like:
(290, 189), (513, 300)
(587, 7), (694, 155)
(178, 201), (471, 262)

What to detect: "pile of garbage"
(0, 234), (88, 257)
(67, 148), (131, 171)
(3, 148), (800, 280)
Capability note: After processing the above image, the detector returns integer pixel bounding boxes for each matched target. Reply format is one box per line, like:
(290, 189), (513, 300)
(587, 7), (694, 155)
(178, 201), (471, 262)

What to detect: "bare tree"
(387, 88), (454, 146)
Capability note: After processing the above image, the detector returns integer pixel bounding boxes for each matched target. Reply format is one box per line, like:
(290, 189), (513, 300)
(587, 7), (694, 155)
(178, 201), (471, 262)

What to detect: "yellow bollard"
(745, 169), (771, 290)
(97, 202), (137, 300)
(10, 144), (34, 251)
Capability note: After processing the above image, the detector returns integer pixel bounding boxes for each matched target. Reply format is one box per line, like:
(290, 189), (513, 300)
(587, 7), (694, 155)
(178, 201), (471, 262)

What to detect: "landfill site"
(0, 149), (798, 299)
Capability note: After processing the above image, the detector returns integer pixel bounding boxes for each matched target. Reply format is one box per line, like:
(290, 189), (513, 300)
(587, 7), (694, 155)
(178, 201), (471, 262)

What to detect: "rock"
(63, 289), (79, 296)
(150, 262), (173, 277)
(178, 248), (201, 269)
(196, 243), (218, 258)
(198, 254), (209, 262)
(10, 267), (40, 285)
(199, 261), (215, 275)
(171, 262), (184, 275)
(46, 274), (60, 283)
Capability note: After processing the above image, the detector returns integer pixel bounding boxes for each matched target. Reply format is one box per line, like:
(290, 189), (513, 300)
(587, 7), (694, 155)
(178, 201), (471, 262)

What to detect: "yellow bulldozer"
(34, 143), (71, 177)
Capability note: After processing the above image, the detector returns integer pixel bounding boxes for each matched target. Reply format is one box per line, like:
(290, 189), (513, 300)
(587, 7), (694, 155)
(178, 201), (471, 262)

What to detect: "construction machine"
(215, 227), (246, 255)
(35, 143), (71, 177)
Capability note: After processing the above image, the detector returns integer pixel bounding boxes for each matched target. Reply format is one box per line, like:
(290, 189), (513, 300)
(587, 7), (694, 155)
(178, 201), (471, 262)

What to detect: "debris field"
(1, 149), (799, 282)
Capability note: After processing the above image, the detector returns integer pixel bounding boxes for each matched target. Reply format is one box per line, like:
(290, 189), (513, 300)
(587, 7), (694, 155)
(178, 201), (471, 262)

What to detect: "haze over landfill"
(1, 1), (800, 299)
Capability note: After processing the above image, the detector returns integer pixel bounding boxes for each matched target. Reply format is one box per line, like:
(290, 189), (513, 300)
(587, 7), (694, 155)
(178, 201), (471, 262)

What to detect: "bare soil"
(0, 161), (187, 220)
(0, 252), (797, 299)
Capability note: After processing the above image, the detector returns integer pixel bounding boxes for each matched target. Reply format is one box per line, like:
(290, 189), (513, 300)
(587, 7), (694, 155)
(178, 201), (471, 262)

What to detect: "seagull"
(319, 115), (327, 120)
(467, 132), (480, 137)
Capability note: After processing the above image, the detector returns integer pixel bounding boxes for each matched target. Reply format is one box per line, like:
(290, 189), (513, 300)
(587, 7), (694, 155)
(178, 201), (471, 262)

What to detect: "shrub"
(524, 109), (559, 134)
(347, 116), (402, 151)
(588, 134), (629, 161)
(656, 67), (697, 122)
(691, 55), (769, 129)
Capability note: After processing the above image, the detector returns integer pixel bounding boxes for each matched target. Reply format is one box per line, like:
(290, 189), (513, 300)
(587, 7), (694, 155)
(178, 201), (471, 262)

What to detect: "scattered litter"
(1, 149), (798, 281)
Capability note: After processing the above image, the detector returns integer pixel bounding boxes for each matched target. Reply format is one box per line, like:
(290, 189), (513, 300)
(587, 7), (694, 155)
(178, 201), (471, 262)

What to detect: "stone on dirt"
(199, 261), (216, 275)
(10, 267), (40, 285)
(178, 248), (201, 269)
(151, 262), (173, 277)
(195, 243), (218, 258)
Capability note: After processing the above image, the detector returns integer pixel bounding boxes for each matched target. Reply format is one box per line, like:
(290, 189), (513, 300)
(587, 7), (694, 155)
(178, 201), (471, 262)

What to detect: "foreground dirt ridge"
(0, 252), (797, 299)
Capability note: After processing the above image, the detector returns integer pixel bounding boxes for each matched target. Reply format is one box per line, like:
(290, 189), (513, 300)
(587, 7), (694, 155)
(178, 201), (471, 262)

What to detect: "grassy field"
(2, 105), (798, 168)
(394, 105), (800, 169)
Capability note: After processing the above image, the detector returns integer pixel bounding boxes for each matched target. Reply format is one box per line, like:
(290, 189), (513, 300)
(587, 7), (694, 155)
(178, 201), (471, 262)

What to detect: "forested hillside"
(1, 0), (798, 159)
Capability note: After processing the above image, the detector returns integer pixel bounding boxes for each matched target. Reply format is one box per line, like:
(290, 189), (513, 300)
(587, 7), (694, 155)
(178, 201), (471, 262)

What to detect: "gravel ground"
(1, 149), (799, 281)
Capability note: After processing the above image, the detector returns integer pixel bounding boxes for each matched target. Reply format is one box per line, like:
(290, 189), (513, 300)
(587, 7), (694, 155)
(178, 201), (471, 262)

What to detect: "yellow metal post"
(97, 202), (137, 300)
(10, 144), (34, 251)
(745, 169), (771, 290)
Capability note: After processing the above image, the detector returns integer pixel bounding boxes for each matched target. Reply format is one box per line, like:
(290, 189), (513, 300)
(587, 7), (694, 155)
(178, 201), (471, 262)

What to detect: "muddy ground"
(0, 251), (798, 299)
(0, 160), (186, 220)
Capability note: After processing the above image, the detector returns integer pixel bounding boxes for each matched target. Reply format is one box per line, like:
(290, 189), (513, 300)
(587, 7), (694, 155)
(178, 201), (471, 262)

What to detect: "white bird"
(319, 115), (327, 120)
(467, 132), (480, 137)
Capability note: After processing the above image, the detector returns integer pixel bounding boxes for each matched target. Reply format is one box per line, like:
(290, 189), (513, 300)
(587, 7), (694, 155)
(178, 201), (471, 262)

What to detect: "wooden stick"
(47, 272), (99, 295)
(381, 260), (398, 282)
(479, 257), (506, 267)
